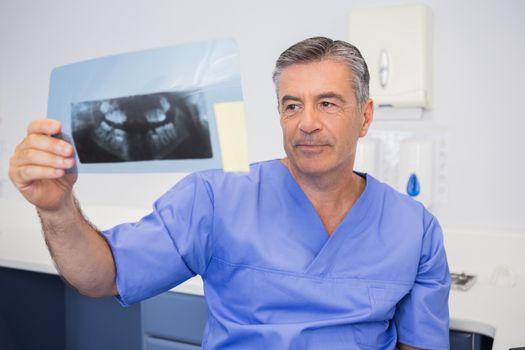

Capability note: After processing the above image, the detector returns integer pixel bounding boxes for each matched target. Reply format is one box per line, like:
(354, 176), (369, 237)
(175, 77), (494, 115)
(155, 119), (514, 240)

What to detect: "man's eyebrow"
(280, 95), (302, 105)
(316, 92), (347, 103)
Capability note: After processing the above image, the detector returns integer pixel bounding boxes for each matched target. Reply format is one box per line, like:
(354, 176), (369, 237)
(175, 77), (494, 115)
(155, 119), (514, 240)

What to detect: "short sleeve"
(101, 172), (214, 306)
(394, 215), (451, 349)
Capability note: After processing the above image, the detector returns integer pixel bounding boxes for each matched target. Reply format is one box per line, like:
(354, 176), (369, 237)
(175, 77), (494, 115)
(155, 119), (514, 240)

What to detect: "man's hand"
(8, 118), (117, 297)
(9, 119), (77, 211)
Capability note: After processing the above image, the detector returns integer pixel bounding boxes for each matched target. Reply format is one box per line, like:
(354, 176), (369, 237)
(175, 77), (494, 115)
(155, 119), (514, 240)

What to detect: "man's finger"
(27, 119), (62, 136)
(19, 133), (74, 158)
(13, 165), (64, 185)
(13, 148), (75, 169)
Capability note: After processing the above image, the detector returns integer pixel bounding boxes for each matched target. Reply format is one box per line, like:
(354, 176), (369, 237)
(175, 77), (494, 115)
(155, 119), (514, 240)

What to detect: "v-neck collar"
(273, 159), (372, 234)
(269, 159), (376, 275)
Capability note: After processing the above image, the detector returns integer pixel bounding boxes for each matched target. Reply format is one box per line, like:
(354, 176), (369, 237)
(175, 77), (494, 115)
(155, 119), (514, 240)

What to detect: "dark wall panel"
(0, 267), (65, 350)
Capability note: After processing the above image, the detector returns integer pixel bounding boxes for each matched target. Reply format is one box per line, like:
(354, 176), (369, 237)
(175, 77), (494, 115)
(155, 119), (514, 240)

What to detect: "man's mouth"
(294, 142), (330, 149)
(296, 143), (329, 147)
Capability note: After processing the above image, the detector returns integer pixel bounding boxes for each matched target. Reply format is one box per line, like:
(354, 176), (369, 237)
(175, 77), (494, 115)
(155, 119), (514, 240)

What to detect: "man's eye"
(282, 104), (301, 116)
(319, 101), (339, 113)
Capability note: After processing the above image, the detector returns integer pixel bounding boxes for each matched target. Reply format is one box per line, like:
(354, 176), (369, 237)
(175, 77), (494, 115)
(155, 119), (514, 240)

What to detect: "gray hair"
(272, 37), (370, 110)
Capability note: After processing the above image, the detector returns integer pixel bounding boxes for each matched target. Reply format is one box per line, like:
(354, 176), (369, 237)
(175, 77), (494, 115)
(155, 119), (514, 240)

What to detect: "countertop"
(1, 198), (524, 349)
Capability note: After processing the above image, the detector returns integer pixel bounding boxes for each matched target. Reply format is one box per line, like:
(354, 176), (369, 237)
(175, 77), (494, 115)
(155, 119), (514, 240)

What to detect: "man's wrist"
(36, 194), (79, 223)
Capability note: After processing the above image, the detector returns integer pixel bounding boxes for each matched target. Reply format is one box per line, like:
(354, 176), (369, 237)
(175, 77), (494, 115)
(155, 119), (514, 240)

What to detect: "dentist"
(9, 37), (450, 349)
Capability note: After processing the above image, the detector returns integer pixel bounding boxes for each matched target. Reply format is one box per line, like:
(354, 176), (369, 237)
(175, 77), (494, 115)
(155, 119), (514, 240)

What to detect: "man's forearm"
(37, 195), (117, 297)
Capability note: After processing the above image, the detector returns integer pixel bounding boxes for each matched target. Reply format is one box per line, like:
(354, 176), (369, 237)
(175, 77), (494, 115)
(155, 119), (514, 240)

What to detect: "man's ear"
(359, 99), (374, 137)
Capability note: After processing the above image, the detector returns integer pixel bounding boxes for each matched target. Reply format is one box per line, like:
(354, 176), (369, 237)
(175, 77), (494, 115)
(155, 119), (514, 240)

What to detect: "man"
(9, 37), (450, 349)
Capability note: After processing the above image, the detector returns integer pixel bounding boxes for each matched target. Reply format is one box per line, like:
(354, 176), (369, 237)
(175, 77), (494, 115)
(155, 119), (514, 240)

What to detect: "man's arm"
(37, 195), (117, 297)
(9, 119), (117, 297)
(394, 215), (450, 349)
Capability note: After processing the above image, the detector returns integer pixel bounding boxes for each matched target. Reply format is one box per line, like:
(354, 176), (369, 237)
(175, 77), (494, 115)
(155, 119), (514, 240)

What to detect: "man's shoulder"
(366, 173), (433, 221)
(365, 174), (439, 243)
(156, 160), (281, 209)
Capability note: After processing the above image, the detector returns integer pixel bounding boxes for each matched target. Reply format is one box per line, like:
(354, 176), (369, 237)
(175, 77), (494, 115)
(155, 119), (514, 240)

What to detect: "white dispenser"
(348, 4), (434, 111)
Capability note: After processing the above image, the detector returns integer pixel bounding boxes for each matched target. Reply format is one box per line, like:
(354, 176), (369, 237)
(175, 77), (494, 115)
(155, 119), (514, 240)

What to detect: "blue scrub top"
(102, 159), (450, 349)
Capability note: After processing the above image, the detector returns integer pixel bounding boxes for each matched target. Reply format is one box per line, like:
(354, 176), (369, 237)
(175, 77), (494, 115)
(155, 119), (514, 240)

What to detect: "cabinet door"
(145, 337), (201, 350)
(142, 292), (208, 345)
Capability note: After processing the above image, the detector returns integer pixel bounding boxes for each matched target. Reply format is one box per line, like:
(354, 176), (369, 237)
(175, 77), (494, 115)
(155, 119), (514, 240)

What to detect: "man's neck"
(281, 158), (366, 235)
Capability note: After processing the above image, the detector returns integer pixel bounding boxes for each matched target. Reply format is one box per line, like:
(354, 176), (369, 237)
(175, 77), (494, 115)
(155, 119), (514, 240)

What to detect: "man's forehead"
(277, 59), (354, 98)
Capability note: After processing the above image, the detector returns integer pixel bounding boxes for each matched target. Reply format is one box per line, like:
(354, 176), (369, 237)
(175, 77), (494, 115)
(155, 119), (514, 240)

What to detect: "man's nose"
(298, 105), (322, 134)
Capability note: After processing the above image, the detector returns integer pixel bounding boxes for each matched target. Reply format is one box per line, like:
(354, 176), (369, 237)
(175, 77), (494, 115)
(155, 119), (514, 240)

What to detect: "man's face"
(278, 59), (373, 177)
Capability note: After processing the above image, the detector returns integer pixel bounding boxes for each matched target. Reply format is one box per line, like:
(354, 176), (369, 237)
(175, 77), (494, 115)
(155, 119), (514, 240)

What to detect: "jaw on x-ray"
(71, 91), (212, 163)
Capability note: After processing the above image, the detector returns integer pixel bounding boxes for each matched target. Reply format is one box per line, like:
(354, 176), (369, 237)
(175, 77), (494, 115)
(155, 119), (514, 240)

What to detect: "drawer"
(142, 292), (208, 345)
(145, 336), (201, 350)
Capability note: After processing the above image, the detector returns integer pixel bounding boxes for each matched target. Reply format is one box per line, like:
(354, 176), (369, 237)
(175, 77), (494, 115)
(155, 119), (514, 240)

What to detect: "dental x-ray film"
(48, 38), (248, 173)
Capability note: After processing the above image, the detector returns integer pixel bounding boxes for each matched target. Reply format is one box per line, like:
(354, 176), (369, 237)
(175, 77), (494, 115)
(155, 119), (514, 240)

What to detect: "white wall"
(1, 0), (524, 232)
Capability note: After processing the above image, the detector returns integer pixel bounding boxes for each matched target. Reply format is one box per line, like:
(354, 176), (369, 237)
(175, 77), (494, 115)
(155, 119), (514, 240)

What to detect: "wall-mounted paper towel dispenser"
(348, 4), (434, 110)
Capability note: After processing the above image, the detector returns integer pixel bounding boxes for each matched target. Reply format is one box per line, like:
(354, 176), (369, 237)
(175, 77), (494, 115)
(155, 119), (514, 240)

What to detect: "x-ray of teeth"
(47, 38), (244, 173)
(71, 91), (212, 163)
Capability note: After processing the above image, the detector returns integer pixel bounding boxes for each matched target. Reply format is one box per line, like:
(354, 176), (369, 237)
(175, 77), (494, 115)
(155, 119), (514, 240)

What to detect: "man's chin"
(288, 158), (333, 177)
